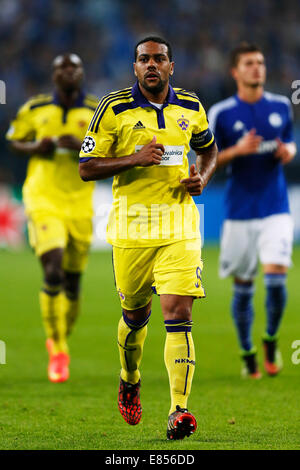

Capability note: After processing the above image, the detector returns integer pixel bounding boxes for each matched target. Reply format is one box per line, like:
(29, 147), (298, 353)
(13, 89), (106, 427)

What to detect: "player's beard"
(60, 80), (81, 94)
(248, 81), (263, 88)
(244, 76), (265, 89)
(61, 84), (77, 94)
(59, 73), (83, 94)
(141, 76), (167, 95)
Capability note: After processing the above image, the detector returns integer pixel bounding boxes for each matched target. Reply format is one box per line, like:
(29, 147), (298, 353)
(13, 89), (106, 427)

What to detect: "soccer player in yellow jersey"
(79, 37), (217, 439)
(6, 54), (98, 383)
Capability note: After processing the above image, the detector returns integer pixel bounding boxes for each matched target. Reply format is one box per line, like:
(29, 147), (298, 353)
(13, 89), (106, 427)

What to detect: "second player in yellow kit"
(7, 53), (98, 383)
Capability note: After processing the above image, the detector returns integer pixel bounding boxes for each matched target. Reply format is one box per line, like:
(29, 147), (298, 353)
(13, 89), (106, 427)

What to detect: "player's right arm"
(79, 136), (164, 181)
(9, 138), (55, 156)
(78, 102), (164, 181)
(207, 104), (262, 168)
(216, 128), (262, 168)
(6, 99), (55, 156)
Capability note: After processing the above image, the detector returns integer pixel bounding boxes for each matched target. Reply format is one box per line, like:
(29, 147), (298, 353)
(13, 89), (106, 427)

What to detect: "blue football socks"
(232, 282), (255, 352)
(264, 273), (287, 339)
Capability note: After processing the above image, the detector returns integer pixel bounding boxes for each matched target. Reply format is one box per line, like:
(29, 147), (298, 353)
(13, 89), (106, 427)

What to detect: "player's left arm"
(56, 135), (82, 151)
(180, 143), (218, 196)
(274, 140), (297, 165)
(180, 102), (218, 196)
(274, 100), (297, 165)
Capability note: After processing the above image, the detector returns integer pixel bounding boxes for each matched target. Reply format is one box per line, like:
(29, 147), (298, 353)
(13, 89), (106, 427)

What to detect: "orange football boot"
(46, 338), (70, 383)
(263, 339), (283, 376)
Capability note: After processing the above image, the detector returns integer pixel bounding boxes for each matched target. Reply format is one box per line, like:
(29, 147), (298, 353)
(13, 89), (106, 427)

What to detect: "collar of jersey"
(235, 92), (266, 106)
(132, 81), (181, 109)
(52, 90), (86, 108)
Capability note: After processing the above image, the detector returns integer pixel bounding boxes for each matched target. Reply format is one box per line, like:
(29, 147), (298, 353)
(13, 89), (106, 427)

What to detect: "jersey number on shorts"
(195, 266), (201, 288)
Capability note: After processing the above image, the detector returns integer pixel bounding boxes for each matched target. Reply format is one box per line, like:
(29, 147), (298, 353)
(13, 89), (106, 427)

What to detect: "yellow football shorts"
(27, 212), (93, 272)
(112, 239), (205, 310)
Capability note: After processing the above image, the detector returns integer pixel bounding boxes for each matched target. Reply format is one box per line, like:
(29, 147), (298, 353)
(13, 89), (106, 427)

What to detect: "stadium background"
(0, 0), (300, 451)
(1, 0), (300, 246)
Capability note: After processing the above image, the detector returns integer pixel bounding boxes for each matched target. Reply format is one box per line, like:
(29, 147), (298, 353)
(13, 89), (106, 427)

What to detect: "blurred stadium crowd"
(1, 0), (300, 184)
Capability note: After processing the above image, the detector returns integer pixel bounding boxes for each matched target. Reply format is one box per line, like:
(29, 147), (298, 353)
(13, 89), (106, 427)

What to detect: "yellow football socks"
(39, 282), (68, 354)
(117, 311), (151, 384)
(63, 292), (80, 337)
(164, 320), (195, 414)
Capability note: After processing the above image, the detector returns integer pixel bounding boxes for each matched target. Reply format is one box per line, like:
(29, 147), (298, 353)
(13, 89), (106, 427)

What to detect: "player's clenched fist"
(34, 137), (56, 155)
(235, 128), (262, 156)
(180, 164), (205, 196)
(57, 134), (82, 151)
(133, 136), (165, 167)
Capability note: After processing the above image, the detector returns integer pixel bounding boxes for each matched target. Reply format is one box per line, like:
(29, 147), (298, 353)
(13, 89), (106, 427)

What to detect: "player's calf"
(264, 273), (287, 340)
(117, 310), (150, 425)
(232, 281), (255, 353)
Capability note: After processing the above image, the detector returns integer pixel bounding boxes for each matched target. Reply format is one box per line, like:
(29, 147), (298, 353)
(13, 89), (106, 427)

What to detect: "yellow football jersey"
(79, 83), (214, 247)
(7, 92), (98, 218)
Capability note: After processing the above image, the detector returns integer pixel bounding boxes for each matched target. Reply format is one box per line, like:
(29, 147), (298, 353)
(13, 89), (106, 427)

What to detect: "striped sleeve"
(79, 103), (117, 162)
(190, 102), (215, 151)
(207, 104), (224, 151)
(88, 88), (132, 133)
(207, 97), (238, 151)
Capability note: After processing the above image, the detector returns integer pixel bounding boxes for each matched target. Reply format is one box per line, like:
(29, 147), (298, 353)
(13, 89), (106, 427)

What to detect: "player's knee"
(123, 303), (151, 323)
(263, 264), (288, 275)
(64, 272), (81, 298)
(44, 264), (64, 286)
(40, 248), (64, 285)
(234, 278), (254, 286)
(163, 303), (192, 322)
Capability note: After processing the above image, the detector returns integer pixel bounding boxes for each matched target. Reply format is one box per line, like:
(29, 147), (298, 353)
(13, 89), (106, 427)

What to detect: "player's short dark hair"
(134, 36), (172, 62)
(229, 42), (263, 68)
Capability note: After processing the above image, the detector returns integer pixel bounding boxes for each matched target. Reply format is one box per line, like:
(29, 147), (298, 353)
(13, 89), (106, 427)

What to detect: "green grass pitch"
(0, 245), (300, 450)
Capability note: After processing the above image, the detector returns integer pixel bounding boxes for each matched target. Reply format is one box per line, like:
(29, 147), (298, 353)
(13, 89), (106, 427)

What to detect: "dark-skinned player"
(7, 53), (99, 383)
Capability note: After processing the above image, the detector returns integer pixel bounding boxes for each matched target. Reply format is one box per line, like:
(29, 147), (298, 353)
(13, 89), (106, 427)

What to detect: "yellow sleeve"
(190, 102), (215, 151)
(79, 104), (117, 161)
(6, 101), (36, 142)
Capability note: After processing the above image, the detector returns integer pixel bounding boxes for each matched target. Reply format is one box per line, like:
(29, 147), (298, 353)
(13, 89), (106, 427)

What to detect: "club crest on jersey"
(177, 115), (189, 131)
(233, 120), (245, 132)
(81, 136), (96, 153)
(269, 112), (282, 127)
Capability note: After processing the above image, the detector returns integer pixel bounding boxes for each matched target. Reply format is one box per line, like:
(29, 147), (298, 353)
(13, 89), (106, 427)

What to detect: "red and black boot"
(118, 378), (142, 425)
